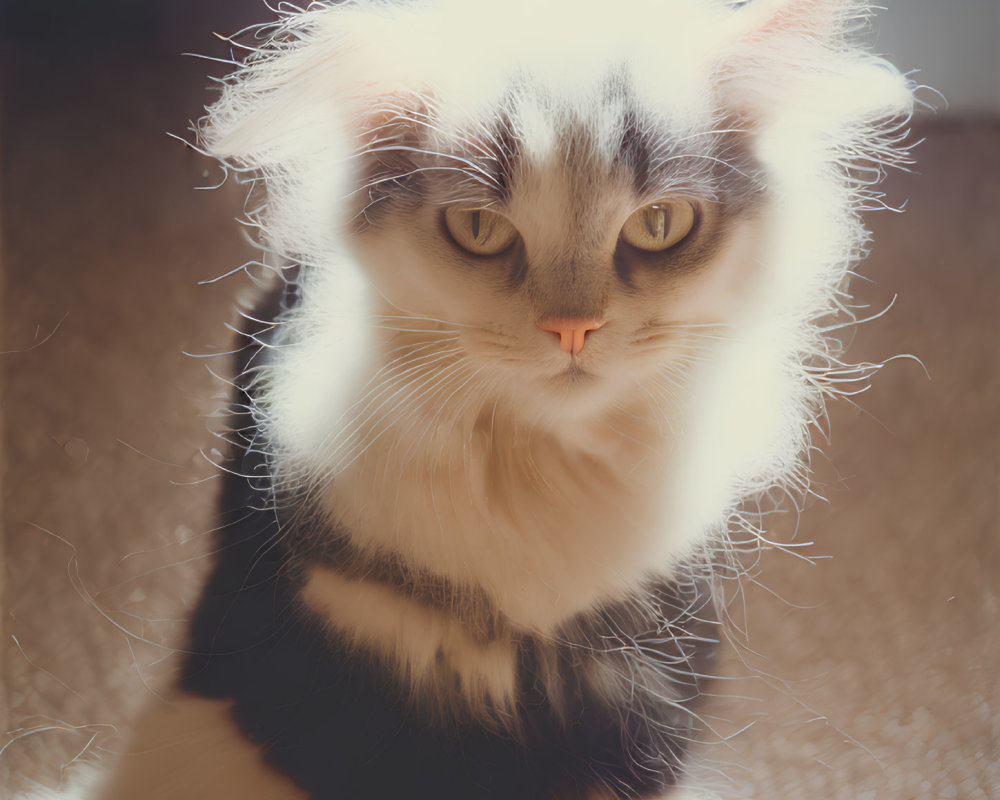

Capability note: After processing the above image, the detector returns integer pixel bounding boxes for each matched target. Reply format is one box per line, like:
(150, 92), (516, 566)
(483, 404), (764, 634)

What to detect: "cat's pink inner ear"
(350, 88), (432, 149)
(735, 0), (848, 46)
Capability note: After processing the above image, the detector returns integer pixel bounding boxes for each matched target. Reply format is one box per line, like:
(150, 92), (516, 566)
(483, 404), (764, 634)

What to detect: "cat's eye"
(444, 207), (519, 256)
(619, 200), (698, 252)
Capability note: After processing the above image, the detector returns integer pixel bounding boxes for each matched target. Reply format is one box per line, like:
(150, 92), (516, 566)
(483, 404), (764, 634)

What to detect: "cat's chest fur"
(322, 386), (685, 632)
(174, 327), (718, 798)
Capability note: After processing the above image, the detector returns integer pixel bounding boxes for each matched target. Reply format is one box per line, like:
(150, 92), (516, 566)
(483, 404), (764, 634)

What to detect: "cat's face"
(347, 86), (763, 423)
(203, 0), (911, 493)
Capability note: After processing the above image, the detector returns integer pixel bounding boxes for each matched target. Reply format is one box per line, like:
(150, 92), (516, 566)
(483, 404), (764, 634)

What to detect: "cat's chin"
(498, 365), (646, 432)
(554, 362), (595, 382)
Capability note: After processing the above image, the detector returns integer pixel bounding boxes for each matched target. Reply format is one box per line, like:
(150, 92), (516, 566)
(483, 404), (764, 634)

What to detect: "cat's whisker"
(346, 352), (469, 429)
(330, 355), (463, 431)
(395, 364), (484, 469)
(369, 107), (500, 162)
(367, 285), (475, 328)
(655, 321), (735, 331)
(360, 366), (476, 477)
(354, 144), (502, 190)
(371, 312), (473, 329)
(355, 161), (497, 194)
(376, 337), (456, 363)
(318, 357), (472, 480)
(366, 325), (461, 338)
(653, 151), (755, 181)
(669, 126), (749, 145)
(316, 346), (466, 450)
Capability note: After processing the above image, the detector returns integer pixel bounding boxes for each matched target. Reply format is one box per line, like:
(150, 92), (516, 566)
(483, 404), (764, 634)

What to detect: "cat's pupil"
(646, 206), (667, 241)
(471, 210), (481, 240)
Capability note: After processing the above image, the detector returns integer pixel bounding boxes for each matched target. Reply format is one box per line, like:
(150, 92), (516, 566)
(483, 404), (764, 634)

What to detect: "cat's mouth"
(557, 362), (593, 381)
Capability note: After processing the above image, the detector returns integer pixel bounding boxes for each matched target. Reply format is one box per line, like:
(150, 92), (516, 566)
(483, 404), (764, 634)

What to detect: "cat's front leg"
(94, 694), (305, 800)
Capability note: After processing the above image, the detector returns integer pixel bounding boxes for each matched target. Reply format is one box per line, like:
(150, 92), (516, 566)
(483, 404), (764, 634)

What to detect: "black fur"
(180, 283), (719, 800)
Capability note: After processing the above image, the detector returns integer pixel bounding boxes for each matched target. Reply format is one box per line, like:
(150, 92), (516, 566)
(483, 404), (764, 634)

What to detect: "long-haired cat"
(83, 1), (912, 798)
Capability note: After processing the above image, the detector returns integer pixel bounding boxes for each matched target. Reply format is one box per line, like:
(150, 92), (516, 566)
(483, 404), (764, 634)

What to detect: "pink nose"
(537, 317), (606, 355)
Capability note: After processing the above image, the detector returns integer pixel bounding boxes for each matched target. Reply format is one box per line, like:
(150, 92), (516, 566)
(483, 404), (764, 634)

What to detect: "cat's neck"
(317, 361), (693, 632)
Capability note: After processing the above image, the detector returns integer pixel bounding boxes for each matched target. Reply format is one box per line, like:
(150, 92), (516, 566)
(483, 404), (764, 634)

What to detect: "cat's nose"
(537, 317), (606, 355)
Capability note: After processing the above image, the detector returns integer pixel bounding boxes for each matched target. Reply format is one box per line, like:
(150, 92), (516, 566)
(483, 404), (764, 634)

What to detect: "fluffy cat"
(88, 1), (911, 798)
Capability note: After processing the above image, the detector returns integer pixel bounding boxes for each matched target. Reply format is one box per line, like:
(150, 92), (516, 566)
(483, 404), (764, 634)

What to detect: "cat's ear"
(195, 7), (433, 257)
(198, 8), (427, 171)
(719, 0), (911, 123)
(199, 21), (347, 167)
(728, 0), (850, 46)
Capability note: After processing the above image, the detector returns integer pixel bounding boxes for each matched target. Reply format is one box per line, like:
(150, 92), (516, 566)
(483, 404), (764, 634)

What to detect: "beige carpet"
(2, 51), (997, 798)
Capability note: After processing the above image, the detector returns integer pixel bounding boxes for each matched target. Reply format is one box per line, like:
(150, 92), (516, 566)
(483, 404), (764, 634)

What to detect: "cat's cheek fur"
(649, 217), (768, 328)
(255, 261), (375, 487)
(319, 403), (676, 632)
(350, 229), (479, 328)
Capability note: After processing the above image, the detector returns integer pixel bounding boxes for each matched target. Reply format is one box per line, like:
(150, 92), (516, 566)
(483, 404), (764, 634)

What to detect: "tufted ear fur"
(201, 20), (351, 166)
(197, 5), (437, 259)
(718, 0), (912, 125)
(731, 0), (851, 45)
(200, 7), (433, 167)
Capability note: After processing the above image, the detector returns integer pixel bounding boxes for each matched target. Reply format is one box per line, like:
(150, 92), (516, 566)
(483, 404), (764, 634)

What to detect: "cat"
(86, 0), (912, 798)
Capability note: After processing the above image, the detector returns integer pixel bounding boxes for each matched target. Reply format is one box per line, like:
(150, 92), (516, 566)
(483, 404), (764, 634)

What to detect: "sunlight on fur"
(200, 0), (910, 635)
(20, 1), (915, 798)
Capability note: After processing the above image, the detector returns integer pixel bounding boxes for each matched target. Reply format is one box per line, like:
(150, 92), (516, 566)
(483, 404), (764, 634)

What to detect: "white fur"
(25, 3), (913, 799)
(11, 767), (103, 800)
(199, 0), (911, 711)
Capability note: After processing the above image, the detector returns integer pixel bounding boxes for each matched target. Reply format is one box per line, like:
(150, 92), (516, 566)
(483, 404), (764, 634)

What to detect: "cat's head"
(339, 71), (767, 424)
(201, 0), (910, 491)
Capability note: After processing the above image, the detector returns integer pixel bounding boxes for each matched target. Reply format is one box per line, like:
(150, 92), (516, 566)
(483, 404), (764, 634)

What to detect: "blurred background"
(1, 2), (997, 799)
(1, 0), (999, 112)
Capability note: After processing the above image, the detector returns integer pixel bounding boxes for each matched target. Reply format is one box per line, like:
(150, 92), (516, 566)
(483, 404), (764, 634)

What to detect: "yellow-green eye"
(444, 207), (518, 255)
(620, 200), (698, 252)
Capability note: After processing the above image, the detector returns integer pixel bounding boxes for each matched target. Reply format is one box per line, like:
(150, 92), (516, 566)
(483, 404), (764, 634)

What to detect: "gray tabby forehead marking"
(354, 79), (762, 227)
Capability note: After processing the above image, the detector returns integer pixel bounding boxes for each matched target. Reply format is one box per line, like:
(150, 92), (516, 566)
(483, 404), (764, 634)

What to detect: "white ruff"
(198, 0), (912, 695)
